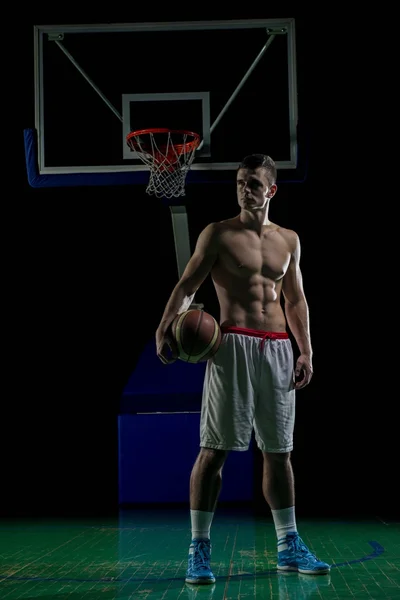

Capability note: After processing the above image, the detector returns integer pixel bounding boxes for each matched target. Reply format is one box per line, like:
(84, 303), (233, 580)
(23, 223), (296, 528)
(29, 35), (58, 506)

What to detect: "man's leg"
(190, 447), (229, 537)
(262, 451), (297, 544)
(185, 447), (228, 585)
(262, 451), (294, 508)
(262, 451), (330, 575)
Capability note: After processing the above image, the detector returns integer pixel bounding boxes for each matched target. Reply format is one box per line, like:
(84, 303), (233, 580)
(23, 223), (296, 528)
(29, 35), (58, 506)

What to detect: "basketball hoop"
(126, 128), (201, 199)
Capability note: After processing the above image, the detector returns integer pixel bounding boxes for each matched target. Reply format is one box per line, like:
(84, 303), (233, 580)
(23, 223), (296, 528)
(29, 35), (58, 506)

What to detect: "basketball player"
(155, 154), (330, 584)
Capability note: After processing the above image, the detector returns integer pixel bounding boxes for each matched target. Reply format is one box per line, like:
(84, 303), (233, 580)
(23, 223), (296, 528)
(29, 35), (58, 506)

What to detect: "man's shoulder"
(202, 218), (236, 234)
(198, 221), (227, 247)
(272, 224), (300, 249)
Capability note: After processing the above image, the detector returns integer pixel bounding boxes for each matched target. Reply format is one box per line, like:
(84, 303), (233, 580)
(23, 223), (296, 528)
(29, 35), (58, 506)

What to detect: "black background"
(3, 8), (396, 522)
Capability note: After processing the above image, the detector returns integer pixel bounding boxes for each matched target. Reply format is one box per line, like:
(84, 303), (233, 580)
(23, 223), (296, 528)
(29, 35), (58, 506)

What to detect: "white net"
(126, 129), (200, 199)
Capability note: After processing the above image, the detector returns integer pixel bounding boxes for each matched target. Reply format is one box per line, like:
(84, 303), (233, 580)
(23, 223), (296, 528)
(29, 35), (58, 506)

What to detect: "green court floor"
(0, 510), (398, 599)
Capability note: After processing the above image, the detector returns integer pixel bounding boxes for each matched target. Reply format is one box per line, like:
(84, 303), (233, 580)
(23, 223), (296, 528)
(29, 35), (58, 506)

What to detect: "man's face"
(236, 167), (277, 211)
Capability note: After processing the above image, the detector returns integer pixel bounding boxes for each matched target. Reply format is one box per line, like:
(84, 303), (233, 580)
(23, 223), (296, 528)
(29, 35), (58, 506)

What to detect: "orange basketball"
(171, 309), (221, 363)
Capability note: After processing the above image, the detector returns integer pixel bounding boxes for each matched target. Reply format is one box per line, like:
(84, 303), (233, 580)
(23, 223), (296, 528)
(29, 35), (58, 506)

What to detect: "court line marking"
(0, 541), (385, 585)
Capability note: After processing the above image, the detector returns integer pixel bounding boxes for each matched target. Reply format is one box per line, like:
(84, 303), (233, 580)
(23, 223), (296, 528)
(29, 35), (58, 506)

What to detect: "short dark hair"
(238, 154), (277, 185)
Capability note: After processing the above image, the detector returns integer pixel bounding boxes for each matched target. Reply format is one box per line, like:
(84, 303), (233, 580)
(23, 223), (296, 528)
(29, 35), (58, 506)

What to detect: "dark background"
(4, 10), (396, 522)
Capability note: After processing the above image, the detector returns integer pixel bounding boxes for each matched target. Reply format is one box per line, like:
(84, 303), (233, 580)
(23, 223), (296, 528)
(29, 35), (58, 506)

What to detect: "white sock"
(271, 506), (297, 551)
(190, 509), (214, 540)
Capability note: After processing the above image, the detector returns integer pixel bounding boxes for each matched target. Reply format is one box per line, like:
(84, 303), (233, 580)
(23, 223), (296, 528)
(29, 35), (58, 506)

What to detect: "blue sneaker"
(277, 532), (331, 575)
(185, 538), (216, 585)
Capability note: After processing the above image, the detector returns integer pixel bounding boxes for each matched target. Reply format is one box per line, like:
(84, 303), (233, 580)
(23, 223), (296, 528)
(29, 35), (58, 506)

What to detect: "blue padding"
(121, 339), (206, 413)
(119, 339), (206, 414)
(124, 339), (207, 395)
(24, 128), (151, 188)
(118, 413), (254, 504)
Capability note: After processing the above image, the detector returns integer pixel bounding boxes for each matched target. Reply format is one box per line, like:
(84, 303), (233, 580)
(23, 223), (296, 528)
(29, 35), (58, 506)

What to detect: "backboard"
(30, 19), (300, 185)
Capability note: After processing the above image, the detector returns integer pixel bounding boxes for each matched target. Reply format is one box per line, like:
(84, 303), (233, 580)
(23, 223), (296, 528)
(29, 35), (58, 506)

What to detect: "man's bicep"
(282, 236), (304, 303)
(179, 224), (219, 292)
(283, 260), (301, 302)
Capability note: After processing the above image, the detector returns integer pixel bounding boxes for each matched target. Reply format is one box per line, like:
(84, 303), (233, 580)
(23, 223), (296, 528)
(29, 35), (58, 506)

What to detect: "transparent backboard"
(33, 19), (299, 179)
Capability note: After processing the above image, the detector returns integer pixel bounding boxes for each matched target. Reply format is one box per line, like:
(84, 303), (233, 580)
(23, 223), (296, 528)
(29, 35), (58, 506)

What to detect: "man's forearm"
(285, 300), (313, 357)
(157, 283), (195, 335)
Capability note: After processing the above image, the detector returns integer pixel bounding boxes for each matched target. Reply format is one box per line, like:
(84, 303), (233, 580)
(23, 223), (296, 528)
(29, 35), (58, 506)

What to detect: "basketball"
(171, 309), (222, 363)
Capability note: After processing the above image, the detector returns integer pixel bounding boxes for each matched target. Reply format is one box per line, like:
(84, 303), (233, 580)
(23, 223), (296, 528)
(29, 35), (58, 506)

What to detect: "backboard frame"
(33, 18), (298, 176)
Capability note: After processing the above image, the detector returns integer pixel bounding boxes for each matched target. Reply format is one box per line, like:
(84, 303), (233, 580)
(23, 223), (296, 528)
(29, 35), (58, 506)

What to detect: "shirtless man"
(155, 154), (330, 584)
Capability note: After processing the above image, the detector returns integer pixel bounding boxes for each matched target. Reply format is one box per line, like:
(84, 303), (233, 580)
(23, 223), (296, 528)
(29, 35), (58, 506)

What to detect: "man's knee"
(197, 447), (229, 472)
(262, 451), (291, 465)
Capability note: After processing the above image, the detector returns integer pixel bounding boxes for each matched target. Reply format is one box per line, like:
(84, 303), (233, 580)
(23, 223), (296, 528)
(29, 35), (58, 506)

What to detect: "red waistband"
(221, 325), (289, 339)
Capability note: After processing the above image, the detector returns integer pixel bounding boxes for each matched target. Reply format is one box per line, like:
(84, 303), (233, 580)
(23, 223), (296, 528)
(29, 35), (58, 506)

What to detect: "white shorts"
(200, 326), (296, 453)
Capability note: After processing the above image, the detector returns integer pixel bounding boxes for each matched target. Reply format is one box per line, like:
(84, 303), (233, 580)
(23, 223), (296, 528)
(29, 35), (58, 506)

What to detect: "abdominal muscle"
(213, 273), (287, 332)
